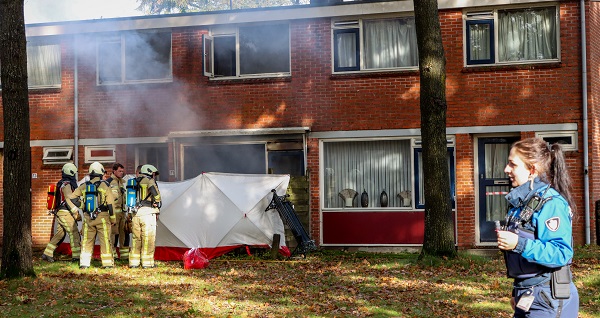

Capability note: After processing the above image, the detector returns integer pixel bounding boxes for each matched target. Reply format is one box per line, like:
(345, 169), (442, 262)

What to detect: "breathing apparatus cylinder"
(85, 183), (98, 219)
(126, 178), (137, 211)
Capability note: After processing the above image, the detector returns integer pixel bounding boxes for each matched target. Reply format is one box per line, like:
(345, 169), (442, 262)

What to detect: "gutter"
(74, 36), (79, 170)
(581, 0), (590, 244)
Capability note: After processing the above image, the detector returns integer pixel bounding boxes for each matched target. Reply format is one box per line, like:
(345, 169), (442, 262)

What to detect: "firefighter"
(129, 164), (161, 269)
(72, 162), (117, 269)
(108, 163), (128, 260)
(42, 163), (82, 262)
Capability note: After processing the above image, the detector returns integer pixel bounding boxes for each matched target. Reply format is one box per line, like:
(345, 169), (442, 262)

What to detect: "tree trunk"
(413, 0), (456, 258)
(0, 0), (35, 279)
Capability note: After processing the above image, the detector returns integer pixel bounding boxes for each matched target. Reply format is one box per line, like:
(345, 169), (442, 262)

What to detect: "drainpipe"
(580, 0), (590, 245)
(74, 36), (79, 169)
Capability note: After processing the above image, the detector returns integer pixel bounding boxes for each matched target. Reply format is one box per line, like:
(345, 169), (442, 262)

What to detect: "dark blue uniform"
(503, 178), (579, 317)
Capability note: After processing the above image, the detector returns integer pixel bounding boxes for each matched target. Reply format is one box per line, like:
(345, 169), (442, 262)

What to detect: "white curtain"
(323, 140), (411, 208)
(363, 18), (418, 69)
(469, 23), (491, 61)
(27, 43), (61, 87)
(498, 7), (557, 62)
(335, 32), (357, 68)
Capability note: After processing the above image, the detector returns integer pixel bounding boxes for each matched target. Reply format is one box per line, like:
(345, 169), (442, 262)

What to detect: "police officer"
(129, 164), (161, 269)
(42, 163), (82, 262)
(498, 138), (579, 317)
(108, 163), (128, 260)
(72, 162), (117, 269)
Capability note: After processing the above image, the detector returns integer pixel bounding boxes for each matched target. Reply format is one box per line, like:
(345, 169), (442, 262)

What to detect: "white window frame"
(463, 4), (561, 67)
(320, 137), (415, 210)
(96, 31), (173, 86)
(203, 23), (291, 80)
(0, 40), (62, 89)
(535, 131), (578, 152)
(42, 147), (73, 165)
(331, 14), (419, 74)
(85, 145), (116, 163)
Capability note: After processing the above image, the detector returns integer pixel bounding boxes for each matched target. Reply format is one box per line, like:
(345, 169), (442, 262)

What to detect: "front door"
(478, 137), (518, 242)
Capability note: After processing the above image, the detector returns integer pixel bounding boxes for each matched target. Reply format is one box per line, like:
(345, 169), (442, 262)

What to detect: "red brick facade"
(0, 0), (596, 249)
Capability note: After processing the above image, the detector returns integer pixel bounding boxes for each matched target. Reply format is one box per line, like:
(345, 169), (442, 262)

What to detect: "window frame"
(331, 15), (419, 74)
(465, 19), (495, 65)
(535, 131), (578, 152)
(0, 40), (62, 90)
(85, 146), (116, 164)
(96, 30), (173, 86)
(203, 23), (292, 80)
(320, 137), (415, 211)
(42, 147), (73, 165)
(463, 5), (560, 67)
(413, 146), (456, 210)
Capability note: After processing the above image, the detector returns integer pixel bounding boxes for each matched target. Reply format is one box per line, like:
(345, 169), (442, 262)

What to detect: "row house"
(0, 0), (597, 252)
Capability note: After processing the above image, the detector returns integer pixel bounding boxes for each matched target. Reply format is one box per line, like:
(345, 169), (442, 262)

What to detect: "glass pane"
(363, 18), (418, 69)
(183, 144), (266, 179)
(498, 6), (557, 62)
(323, 140), (411, 208)
(27, 43), (61, 87)
(335, 32), (357, 68)
(214, 36), (236, 77)
(239, 24), (290, 75)
(484, 143), (510, 178)
(125, 32), (172, 81)
(98, 41), (122, 84)
(469, 23), (491, 61)
(485, 185), (510, 222)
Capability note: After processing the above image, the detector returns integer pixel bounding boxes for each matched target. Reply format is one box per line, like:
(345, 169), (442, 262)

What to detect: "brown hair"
(512, 137), (574, 209)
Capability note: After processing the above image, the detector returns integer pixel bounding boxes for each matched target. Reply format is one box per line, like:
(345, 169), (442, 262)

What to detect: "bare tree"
(413, 0), (456, 258)
(0, 0), (35, 279)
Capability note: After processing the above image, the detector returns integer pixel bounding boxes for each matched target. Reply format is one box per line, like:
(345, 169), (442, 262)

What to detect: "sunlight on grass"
(1, 246), (598, 317)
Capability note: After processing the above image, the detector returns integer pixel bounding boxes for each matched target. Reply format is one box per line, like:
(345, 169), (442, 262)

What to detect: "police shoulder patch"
(545, 217), (560, 232)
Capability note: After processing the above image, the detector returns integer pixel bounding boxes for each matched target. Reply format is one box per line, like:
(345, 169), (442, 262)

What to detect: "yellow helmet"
(89, 162), (105, 176)
(62, 163), (77, 177)
(140, 164), (159, 176)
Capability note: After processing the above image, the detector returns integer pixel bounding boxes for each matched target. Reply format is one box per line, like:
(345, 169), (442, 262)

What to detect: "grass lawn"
(1, 245), (599, 317)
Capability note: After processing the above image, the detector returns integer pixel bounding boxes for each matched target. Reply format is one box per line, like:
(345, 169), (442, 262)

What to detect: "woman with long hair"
(497, 137), (579, 317)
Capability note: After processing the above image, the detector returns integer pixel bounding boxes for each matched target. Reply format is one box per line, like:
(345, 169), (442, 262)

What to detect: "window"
(183, 144), (266, 179)
(27, 42), (62, 88)
(536, 131), (577, 151)
(204, 24), (290, 78)
(85, 146), (116, 163)
(97, 31), (172, 85)
(465, 6), (558, 66)
(332, 17), (418, 72)
(137, 145), (169, 180)
(43, 147), (73, 165)
(323, 139), (412, 208)
(1, 42), (61, 89)
(414, 147), (455, 209)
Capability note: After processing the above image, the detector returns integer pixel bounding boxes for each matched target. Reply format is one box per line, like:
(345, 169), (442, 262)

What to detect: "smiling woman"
(24, 0), (142, 24)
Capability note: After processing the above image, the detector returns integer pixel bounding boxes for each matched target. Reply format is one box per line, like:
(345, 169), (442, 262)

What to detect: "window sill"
(207, 76), (291, 85)
(462, 62), (562, 73)
(331, 69), (419, 80)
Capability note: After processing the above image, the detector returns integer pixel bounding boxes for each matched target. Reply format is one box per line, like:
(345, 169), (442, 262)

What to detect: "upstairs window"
(1, 41), (61, 89)
(204, 23), (290, 78)
(27, 42), (62, 88)
(97, 31), (172, 85)
(465, 6), (559, 66)
(332, 17), (418, 72)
